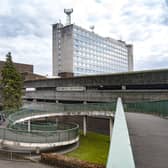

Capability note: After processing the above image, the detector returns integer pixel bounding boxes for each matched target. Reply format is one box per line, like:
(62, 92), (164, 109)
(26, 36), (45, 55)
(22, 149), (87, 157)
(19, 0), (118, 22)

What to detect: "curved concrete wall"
(0, 137), (79, 151)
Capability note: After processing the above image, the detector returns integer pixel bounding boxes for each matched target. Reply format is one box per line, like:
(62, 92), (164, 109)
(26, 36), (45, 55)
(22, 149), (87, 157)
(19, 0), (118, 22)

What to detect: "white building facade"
(52, 23), (133, 77)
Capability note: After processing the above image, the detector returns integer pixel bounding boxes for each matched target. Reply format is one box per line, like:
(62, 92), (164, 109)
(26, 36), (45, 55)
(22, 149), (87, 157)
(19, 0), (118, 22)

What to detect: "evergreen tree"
(0, 52), (23, 110)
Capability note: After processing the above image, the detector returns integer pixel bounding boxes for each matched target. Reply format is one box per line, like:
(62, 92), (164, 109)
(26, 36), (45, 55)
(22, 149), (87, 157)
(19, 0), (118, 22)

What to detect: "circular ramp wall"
(0, 102), (114, 151)
(0, 110), (79, 151)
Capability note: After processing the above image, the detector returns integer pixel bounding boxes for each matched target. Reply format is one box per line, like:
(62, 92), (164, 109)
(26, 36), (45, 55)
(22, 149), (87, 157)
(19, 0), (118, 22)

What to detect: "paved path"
(126, 113), (168, 168)
(0, 160), (54, 168)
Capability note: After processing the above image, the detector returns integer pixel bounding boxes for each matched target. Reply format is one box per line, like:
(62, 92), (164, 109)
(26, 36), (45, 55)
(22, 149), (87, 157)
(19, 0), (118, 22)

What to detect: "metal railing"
(10, 122), (74, 132)
(0, 102), (116, 148)
(8, 102), (116, 124)
(24, 101), (116, 112)
(0, 148), (31, 161)
(106, 98), (135, 168)
(0, 123), (79, 144)
(125, 100), (168, 117)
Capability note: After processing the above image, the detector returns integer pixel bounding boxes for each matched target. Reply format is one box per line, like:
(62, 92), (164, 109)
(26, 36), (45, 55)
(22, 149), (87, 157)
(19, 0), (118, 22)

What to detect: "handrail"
(106, 98), (135, 168)
(0, 123), (79, 144)
(23, 101), (116, 112)
(8, 102), (115, 124)
(125, 100), (168, 117)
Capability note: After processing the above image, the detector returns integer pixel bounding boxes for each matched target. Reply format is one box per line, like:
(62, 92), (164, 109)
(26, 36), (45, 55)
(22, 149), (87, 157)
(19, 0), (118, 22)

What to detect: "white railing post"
(83, 116), (87, 136)
(109, 117), (113, 141)
(28, 120), (31, 132)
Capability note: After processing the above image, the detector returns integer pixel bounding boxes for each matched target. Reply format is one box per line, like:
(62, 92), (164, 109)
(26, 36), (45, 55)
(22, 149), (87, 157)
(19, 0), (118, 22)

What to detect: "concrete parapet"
(0, 137), (79, 151)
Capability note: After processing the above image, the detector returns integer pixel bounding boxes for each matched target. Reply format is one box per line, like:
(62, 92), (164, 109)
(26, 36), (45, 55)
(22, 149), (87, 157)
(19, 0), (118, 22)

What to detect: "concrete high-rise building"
(52, 9), (133, 77)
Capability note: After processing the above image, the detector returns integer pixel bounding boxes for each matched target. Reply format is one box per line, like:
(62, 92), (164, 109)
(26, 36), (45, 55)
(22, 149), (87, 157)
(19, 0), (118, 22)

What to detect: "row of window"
(74, 50), (128, 60)
(74, 38), (127, 53)
(73, 27), (125, 49)
(74, 33), (126, 50)
(74, 65), (128, 72)
(73, 66), (128, 74)
(73, 62), (128, 69)
(74, 55), (128, 63)
(74, 59), (128, 65)
(74, 45), (127, 57)
(73, 62), (128, 68)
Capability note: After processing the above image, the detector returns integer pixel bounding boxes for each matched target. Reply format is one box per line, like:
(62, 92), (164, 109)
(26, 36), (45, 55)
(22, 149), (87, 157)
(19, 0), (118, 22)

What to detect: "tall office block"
(52, 10), (133, 77)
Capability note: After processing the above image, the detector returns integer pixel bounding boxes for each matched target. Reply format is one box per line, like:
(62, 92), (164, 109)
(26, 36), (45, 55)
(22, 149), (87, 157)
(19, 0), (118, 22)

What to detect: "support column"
(28, 120), (31, 132)
(83, 116), (87, 136)
(55, 117), (58, 127)
(109, 117), (113, 141)
(33, 99), (36, 102)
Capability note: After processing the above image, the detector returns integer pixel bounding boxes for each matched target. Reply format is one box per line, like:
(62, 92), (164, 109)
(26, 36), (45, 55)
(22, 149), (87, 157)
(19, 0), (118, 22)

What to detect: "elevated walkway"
(126, 113), (168, 168)
(107, 99), (168, 168)
(124, 100), (168, 168)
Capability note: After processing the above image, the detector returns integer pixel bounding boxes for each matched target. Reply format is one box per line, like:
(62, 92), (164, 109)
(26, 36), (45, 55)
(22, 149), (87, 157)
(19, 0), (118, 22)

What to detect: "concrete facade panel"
(24, 90), (168, 103)
(24, 69), (168, 89)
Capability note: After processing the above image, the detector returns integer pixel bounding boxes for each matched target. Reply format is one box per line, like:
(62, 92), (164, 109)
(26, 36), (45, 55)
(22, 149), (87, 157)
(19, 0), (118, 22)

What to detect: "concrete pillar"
(33, 99), (36, 102)
(55, 117), (58, 127)
(83, 116), (87, 136)
(28, 120), (31, 132)
(109, 117), (113, 141)
(36, 147), (40, 154)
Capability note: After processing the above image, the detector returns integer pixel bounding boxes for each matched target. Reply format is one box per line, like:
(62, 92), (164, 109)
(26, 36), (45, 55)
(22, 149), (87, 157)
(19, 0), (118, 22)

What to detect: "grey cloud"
(0, 0), (58, 38)
(136, 57), (168, 70)
(88, 13), (111, 23)
(0, 0), (168, 75)
(0, 16), (39, 37)
(95, 0), (102, 3)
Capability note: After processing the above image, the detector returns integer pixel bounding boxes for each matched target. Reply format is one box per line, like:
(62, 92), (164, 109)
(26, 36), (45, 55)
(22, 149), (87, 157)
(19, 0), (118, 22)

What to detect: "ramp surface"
(126, 113), (168, 168)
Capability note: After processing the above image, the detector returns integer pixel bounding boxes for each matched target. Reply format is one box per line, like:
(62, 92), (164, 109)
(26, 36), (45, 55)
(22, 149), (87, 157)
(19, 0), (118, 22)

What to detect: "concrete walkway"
(126, 113), (168, 168)
(0, 160), (53, 168)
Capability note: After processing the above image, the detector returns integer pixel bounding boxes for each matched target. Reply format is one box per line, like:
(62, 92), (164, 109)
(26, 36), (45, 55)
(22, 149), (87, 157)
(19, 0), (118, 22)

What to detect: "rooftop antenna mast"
(64, 8), (73, 25)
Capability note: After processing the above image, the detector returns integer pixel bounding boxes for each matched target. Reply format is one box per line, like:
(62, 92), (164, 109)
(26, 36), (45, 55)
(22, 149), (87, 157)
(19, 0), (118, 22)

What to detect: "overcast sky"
(0, 0), (168, 76)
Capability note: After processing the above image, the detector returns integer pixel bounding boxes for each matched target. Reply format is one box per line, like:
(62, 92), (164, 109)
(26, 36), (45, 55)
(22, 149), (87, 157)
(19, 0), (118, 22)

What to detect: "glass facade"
(53, 23), (133, 77)
(72, 25), (128, 76)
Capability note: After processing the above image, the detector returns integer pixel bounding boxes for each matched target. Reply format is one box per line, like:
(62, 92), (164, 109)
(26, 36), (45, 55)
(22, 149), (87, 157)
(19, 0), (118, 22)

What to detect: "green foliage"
(0, 52), (23, 111)
(66, 132), (110, 165)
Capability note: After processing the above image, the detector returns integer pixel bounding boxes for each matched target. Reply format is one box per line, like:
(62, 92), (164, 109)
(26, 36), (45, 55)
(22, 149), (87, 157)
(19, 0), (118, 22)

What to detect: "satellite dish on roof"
(89, 25), (95, 32)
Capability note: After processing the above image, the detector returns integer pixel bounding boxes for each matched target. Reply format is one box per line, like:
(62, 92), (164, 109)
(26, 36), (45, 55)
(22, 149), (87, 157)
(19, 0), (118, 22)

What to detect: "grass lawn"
(66, 131), (110, 165)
